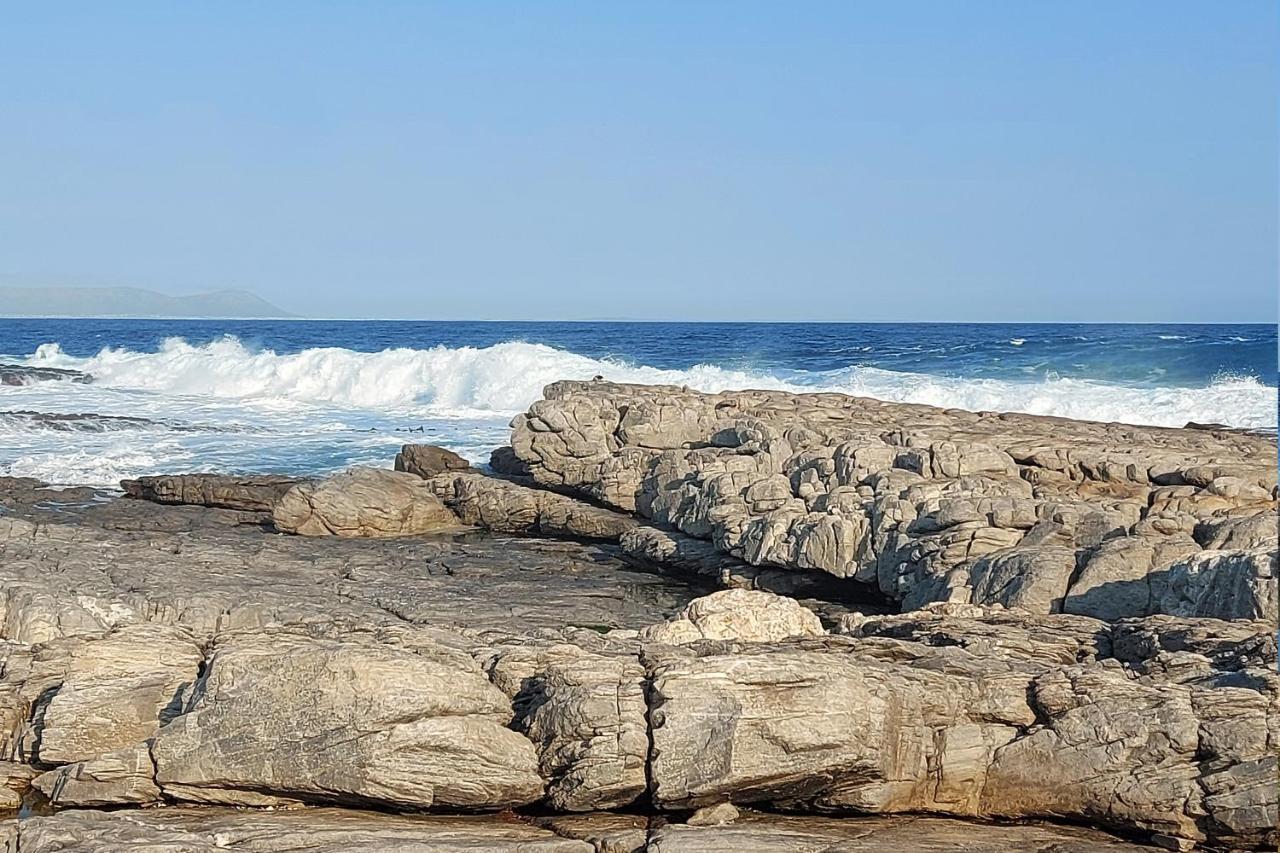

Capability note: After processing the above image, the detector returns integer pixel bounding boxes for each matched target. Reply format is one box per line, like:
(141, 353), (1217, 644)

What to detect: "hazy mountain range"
(0, 286), (294, 318)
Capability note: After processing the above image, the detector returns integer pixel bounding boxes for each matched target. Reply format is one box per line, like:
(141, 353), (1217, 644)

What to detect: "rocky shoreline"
(0, 382), (1274, 851)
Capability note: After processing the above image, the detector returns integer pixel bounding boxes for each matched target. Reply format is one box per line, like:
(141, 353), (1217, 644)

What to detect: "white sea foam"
(7, 337), (1276, 487)
(22, 337), (1278, 428)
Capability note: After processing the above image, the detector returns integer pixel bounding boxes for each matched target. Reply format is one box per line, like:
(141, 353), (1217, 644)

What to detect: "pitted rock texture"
(511, 382), (1278, 618)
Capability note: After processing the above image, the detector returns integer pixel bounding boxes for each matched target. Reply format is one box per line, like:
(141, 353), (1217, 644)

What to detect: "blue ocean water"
(0, 319), (1274, 487)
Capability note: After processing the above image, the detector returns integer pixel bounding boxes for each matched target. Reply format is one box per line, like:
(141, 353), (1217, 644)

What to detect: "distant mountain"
(0, 286), (295, 319)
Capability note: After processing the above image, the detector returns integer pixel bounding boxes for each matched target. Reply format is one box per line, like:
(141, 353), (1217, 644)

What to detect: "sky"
(1, 2), (1276, 322)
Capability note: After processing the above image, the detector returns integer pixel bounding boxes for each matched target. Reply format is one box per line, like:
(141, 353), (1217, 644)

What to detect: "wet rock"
(490, 444), (534, 478)
(394, 444), (472, 479)
(0, 364), (92, 386)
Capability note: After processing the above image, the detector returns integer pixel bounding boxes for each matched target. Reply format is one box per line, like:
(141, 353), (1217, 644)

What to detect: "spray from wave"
(22, 336), (1278, 430)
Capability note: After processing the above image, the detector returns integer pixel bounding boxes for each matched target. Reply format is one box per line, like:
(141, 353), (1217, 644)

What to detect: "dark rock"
(394, 444), (472, 479)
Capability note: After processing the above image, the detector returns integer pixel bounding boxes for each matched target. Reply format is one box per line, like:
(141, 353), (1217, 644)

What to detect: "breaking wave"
(20, 336), (1278, 430)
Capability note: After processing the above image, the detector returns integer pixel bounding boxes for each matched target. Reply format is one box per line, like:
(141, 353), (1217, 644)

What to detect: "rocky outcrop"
(395, 444), (472, 479)
(645, 610), (1277, 848)
(645, 812), (1160, 852)
(122, 473), (302, 513)
(272, 467), (462, 536)
(0, 428), (1275, 850)
(509, 382), (1278, 619)
(0, 364), (92, 386)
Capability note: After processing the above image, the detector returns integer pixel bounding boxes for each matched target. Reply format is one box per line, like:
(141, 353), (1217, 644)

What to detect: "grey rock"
(2, 808), (594, 851)
(122, 473), (301, 512)
(508, 381), (1277, 617)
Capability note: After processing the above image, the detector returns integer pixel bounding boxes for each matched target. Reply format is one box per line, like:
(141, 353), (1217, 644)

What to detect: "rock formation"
(509, 381), (1277, 621)
(0, 381), (1273, 851)
(272, 466), (462, 536)
(395, 443), (472, 479)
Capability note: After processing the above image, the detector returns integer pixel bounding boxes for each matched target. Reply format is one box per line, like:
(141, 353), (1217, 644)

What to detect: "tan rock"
(152, 629), (543, 809)
(272, 467), (462, 537)
(641, 590), (823, 645)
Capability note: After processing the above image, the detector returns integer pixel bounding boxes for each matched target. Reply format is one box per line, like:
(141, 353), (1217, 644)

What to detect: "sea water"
(0, 319), (1274, 488)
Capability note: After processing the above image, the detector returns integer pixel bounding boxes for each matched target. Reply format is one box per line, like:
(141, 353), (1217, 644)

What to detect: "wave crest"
(24, 337), (1278, 429)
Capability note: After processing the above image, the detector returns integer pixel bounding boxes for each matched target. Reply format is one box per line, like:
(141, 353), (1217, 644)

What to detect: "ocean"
(1, 319), (1275, 488)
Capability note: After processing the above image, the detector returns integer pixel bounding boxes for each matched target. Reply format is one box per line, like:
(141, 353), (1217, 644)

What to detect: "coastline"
(0, 381), (1274, 850)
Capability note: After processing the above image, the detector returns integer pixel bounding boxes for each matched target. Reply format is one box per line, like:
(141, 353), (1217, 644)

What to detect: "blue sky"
(2, 2), (1275, 321)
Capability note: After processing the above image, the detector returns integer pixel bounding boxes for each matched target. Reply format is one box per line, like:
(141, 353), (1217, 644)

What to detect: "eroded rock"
(272, 467), (462, 537)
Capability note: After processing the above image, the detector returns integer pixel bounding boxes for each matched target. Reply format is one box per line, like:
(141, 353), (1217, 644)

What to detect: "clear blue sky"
(2, 2), (1275, 321)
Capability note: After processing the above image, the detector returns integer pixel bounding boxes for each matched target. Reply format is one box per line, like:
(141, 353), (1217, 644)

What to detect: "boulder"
(641, 590), (824, 645)
(19, 624), (202, 766)
(490, 445), (533, 478)
(32, 743), (161, 807)
(272, 467), (462, 537)
(394, 444), (471, 479)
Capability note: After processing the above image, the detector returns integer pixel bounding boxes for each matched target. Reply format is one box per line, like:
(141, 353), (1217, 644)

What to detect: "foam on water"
(6, 336), (1276, 487)
(25, 337), (1277, 427)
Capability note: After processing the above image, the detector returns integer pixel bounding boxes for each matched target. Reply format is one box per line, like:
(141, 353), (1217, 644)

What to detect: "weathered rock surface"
(646, 812), (1161, 852)
(395, 443), (472, 479)
(272, 466), (463, 536)
(0, 461), (1273, 849)
(641, 590), (824, 645)
(646, 606), (1277, 849)
(121, 473), (301, 512)
(483, 634), (649, 812)
(1, 808), (595, 851)
(32, 743), (161, 807)
(429, 471), (639, 540)
(510, 381), (1278, 619)
(151, 627), (544, 809)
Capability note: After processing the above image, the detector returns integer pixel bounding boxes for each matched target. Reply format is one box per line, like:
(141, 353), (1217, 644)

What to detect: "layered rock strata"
(509, 381), (1277, 620)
